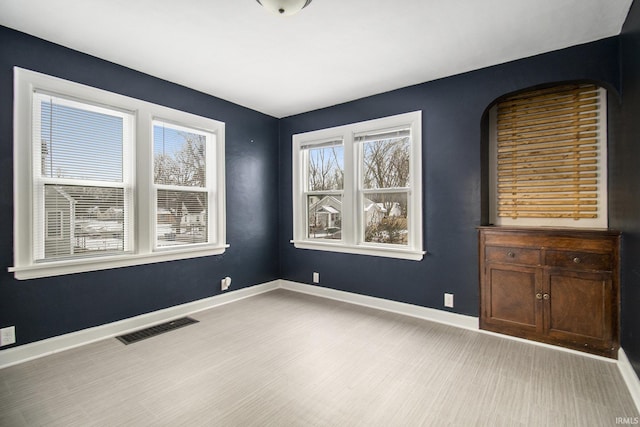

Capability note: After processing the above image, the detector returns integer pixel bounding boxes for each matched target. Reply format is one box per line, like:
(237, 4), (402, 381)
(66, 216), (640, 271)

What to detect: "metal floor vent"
(116, 317), (198, 345)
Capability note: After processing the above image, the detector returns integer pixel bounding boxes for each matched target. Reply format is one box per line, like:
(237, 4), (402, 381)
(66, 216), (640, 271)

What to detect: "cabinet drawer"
(545, 250), (612, 271)
(485, 246), (540, 265)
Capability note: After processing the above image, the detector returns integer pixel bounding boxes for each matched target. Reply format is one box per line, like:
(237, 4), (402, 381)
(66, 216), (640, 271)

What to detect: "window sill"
(291, 240), (424, 261)
(9, 245), (229, 280)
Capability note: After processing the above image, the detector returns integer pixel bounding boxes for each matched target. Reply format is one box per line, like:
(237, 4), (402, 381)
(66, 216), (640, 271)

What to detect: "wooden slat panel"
(497, 85), (602, 221)
(498, 89), (598, 110)
(498, 213), (598, 219)
(498, 173), (598, 184)
(499, 193), (597, 200)
(498, 124), (598, 141)
(498, 132), (598, 147)
(498, 99), (598, 122)
(498, 145), (597, 159)
(498, 152), (597, 165)
(497, 159), (597, 170)
(497, 112), (598, 131)
(498, 179), (598, 192)
(498, 119), (598, 137)
(498, 139), (598, 154)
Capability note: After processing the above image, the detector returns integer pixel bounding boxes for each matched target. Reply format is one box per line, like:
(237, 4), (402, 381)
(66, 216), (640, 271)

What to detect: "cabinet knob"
(536, 293), (543, 300)
(507, 251), (515, 258)
(543, 293), (550, 300)
(573, 257), (581, 264)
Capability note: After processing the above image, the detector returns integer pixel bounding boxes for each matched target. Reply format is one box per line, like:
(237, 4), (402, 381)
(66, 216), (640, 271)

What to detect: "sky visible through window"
(40, 101), (124, 182)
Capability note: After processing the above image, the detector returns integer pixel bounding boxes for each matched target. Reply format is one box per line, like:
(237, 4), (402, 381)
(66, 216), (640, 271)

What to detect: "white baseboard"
(278, 280), (640, 413)
(278, 280), (479, 330)
(618, 348), (640, 413)
(0, 280), (279, 369)
(2, 277), (639, 415)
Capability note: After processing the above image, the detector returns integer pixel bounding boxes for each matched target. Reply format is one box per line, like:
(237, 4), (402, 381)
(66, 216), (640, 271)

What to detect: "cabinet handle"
(536, 293), (543, 300)
(543, 293), (550, 300)
(507, 251), (515, 258)
(573, 257), (581, 264)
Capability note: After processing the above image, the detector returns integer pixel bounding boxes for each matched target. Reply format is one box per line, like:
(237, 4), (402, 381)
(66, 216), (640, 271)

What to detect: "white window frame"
(10, 68), (227, 280)
(292, 111), (424, 261)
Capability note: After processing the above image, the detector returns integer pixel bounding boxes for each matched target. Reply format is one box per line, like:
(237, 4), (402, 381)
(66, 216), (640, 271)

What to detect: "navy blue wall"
(0, 26), (280, 346)
(616, 0), (640, 378)
(279, 38), (620, 318)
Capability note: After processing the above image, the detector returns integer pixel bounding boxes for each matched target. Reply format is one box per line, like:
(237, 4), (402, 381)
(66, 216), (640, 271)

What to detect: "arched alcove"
(479, 80), (621, 228)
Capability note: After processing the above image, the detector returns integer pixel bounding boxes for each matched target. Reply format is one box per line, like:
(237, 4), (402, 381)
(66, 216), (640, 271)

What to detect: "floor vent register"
(116, 317), (199, 345)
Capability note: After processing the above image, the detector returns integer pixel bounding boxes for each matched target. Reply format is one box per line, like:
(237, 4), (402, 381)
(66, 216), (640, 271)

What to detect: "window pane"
(307, 195), (342, 240)
(39, 96), (124, 182)
(363, 192), (408, 245)
(362, 136), (410, 189)
(157, 190), (208, 247)
(40, 184), (125, 260)
(307, 145), (344, 191)
(154, 122), (207, 187)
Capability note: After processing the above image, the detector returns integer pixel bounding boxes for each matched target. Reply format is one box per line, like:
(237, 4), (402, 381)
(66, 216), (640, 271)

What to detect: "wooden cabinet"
(479, 227), (620, 358)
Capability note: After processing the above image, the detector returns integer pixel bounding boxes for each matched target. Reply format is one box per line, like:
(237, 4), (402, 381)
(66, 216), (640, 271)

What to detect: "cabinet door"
(544, 268), (614, 355)
(481, 263), (543, 337)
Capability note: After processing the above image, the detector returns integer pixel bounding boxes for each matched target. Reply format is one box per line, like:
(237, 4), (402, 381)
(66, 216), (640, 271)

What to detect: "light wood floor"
(0, 289), (638, 426)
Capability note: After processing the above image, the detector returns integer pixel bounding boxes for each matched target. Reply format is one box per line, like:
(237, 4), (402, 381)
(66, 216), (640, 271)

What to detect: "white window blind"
(32, 93), (133, 261)
(494, 84), (607, 226)
(153, 121), (214, 248)
(12, 68), (227, 280)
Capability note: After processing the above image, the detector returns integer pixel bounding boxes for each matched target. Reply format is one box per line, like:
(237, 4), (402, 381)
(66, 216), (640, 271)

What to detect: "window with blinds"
(491, 84), (607, 228)
(12, 68), (227, 279)
(33, 93), (134, 261)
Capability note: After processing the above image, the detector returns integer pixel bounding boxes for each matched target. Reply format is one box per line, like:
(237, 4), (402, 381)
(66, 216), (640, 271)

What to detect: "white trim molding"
(0, 280), (279, 369)
(1, 278), (638, 414)
(279, 280), (478, 330)
(619, 348), (640, 413)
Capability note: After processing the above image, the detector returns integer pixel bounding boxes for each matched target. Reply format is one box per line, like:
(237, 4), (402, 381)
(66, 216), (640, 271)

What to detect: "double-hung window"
(11, 68), (226, 279)
(292, 111), (424, 260)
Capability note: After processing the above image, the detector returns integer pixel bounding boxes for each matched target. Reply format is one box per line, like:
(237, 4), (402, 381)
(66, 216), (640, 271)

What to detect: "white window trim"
(292, 111), (424, 261)
(10, 68), (227, 280)
(488, 87), (608, 228)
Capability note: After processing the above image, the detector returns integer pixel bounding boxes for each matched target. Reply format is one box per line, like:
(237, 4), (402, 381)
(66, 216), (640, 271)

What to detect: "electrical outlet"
(0, 326), (16, 346)
(221, 276), (232, 291)
(313, 272), (319, 283)
(444, 293), (454, 308)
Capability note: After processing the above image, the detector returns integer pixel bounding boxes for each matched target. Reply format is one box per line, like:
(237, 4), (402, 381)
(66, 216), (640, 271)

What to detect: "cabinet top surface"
(477, 226), (620, 237)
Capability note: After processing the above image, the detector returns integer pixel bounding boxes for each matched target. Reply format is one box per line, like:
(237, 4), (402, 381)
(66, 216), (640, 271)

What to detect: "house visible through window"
(34, 93), (133, 261)
(11, 68), (227, 280)
(153, 121), (215, 248)
(292, 111), (424, 260)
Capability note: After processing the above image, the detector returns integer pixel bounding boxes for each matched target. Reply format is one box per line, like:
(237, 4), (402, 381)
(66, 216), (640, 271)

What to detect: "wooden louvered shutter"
(494, 84), (606, 226)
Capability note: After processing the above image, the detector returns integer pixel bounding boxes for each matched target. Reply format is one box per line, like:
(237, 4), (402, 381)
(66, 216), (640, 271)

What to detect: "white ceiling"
(0, 0), (633, 118)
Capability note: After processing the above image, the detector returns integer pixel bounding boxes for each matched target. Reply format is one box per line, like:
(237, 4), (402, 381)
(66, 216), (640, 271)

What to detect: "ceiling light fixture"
(256, 0), (313, 16)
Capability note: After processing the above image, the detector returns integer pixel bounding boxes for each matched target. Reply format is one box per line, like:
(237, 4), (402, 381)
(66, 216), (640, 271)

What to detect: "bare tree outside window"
(362, 136), (410, 245)
(154, 124), (209, 247)
(306, 145), (344, 239)
(308, 145), (343, 191)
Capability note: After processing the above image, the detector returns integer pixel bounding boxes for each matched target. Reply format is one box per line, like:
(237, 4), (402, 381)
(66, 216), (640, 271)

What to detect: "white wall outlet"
(0, 326), (16, 346)
(221, 276), (232, 291)
(444, 293), (454, 308)
(313, 272), (319, 283)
